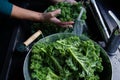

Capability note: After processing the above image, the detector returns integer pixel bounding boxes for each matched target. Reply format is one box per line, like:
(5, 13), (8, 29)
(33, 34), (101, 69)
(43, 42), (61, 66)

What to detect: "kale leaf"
(30, 36), (103, 80)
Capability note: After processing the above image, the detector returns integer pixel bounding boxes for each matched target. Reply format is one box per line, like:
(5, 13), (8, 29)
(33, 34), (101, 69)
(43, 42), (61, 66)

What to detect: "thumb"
(50, 9), (61, 17)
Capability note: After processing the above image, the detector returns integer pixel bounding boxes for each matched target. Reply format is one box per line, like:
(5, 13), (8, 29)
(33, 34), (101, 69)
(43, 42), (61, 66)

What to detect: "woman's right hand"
(50, 0), (77, 4)
(41, 9), (74, 27)
(64, 0), (77, 4)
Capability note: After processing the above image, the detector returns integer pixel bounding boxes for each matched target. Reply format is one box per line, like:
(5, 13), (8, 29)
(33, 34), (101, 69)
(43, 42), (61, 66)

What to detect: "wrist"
(38, 13), (45, 22)
(39, 13), (50, 22)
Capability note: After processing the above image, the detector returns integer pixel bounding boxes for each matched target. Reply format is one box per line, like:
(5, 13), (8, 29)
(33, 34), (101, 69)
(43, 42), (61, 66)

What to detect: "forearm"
(11, 5), (44, 21)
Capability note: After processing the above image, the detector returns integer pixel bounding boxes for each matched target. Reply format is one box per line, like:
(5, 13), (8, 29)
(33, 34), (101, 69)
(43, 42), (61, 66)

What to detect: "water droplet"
(118, 58), (120, 62)
(115, 62), (117, 64)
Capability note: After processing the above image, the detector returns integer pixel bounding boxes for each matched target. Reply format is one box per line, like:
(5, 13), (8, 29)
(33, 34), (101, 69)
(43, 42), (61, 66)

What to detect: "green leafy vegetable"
(31, 2), (87, 36)
(46, 2), (86, 21)
(30, 36), (103, 80)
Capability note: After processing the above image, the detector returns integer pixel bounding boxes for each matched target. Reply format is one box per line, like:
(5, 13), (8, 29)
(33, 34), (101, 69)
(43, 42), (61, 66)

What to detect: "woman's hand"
(50, 0), (77, 4)
(41, 9), (74, 27)
(11, 5), (74, 27)
(65, 0), (77, 4)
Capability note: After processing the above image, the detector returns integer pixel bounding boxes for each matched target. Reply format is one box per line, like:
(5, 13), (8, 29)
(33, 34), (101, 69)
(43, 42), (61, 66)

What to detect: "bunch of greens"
(30, 36), (103, 80)
(46, 2), (86, 21)
(31, 2), (87, 36)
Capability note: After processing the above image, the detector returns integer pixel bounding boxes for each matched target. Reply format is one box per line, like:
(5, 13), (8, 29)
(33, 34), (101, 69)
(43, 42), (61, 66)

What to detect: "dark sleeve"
(0, 0), (13, 16)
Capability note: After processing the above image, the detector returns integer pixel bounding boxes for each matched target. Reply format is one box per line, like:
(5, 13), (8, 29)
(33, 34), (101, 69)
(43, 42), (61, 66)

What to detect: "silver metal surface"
(108, 10), (120, 50)
(23, 49), (31, 80)
(91, 0), (110, 40)
(109, 50), (120, 80)
(108, 10), (120, 30)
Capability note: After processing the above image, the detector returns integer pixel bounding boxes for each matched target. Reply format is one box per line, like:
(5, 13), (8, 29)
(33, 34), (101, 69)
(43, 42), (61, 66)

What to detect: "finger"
(65, 0), (77, 4)
(58, 21), (74, 25)
(72, 1), (77, 4)
(50, 9), (61, 17)
(69, 1), (77, 4)
(57, 21), (74, 28)
(60, 25), (73, 28)
(43, 9), (61, 20)
(50, 17), (74, 27)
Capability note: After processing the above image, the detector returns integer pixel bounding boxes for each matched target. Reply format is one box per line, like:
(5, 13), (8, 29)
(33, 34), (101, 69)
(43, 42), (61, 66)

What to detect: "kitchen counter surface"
(109, 49), (120, 80)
